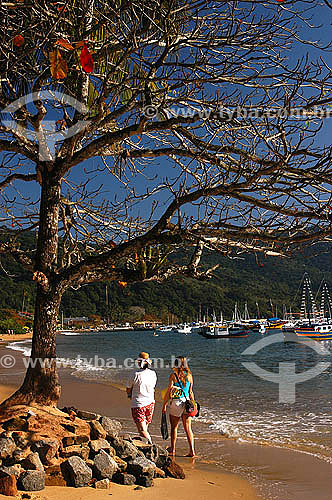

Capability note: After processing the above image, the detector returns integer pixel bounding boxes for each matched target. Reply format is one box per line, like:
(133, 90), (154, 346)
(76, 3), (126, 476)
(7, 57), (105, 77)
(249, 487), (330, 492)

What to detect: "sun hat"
(137, 351), (152, 365)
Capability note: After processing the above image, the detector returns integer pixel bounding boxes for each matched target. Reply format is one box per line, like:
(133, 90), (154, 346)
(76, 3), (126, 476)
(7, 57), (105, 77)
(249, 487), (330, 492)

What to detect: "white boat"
(156, 326), (174, 333)
(176, 324), (192, 334)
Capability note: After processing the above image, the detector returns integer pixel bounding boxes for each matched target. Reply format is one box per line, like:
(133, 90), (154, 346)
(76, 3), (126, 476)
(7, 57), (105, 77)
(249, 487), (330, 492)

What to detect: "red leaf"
(80, 43), (94, 73)
(13, 35), (24, 47)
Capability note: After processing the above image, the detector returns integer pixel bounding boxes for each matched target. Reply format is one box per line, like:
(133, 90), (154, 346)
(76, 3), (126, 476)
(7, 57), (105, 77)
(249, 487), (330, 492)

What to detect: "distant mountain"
(0, 229), (331, 322)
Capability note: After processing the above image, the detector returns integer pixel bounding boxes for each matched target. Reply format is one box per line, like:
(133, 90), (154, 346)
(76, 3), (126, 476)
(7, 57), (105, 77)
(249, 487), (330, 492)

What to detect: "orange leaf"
(118, 281), (127, 288)
(49, 48), (68, 79)
(55, 38), (75, 51)
(74, 41), (86, 48)
(13, 35), (24, 47)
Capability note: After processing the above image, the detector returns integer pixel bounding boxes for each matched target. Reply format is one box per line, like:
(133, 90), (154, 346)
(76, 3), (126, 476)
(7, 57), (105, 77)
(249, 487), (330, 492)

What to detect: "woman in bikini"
(162, 356), (196, 457)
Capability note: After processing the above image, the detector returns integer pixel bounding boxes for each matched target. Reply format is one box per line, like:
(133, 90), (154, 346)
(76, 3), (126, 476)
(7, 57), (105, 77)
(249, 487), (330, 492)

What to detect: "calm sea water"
(8, 330), (332, 464)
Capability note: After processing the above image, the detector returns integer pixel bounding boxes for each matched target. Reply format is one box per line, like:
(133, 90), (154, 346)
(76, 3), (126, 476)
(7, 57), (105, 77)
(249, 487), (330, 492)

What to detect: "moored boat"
(201, 325), (249, 338)
(294, 323), (332, 340)
(176, 324), (192, 334)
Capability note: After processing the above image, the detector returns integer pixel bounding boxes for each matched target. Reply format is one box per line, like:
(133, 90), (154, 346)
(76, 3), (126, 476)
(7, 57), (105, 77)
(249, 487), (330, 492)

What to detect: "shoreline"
(0, 342), (263, 500)
(3, 339), (332, 499)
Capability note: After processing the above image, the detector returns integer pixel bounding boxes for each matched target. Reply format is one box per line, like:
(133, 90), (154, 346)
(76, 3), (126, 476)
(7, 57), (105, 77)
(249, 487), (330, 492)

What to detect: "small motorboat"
(176, 324), (192, 334)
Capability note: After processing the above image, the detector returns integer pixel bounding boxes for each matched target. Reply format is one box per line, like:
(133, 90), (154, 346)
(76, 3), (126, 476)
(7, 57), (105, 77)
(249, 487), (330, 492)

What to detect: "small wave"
(6, 341), (31, 357)
(59, 331), (84, 336)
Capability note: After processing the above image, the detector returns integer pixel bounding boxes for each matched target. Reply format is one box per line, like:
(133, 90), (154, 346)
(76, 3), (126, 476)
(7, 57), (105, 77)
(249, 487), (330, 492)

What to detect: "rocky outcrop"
(0, 406), (180, 493)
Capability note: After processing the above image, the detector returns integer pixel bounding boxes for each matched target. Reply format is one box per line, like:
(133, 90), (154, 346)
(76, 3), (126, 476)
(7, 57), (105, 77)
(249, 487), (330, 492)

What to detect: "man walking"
(126, 351), (157, 444)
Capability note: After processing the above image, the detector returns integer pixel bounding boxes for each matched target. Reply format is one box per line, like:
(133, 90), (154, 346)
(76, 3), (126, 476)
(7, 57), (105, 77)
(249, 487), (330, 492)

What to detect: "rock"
(0, 474), (17, 496)
(0, 438), (16, 460)
(77, 410), (98, 421)
(61, 423), (76, 433)
(25, 416), (42, 433)
(11, 433), (29, 448)
(154, 467), (166, 478)
(60, 406), (78, 416)
(45, 465), (66, 486)
(61, 445), (89, 460)
(90, 421), (107, 440)
(132, 440), (152, 451)
(62, 436), (75, 447)
(164, 461), (185, 479)
(95, 478), (111, 489)
(89, 439), (111, 455)
(31, 440), (58, 465)
(113, 456), (127, 471)
(0, 466), (21, 479)
(93, 450), (118, 480)
(120, 433), (132, 442)
(75, 435), (90, 445)
(99, 417), (122, 438)
(127, 457), (156, 478)
(109, 437), (138, 461)
(18, 470), (45, 491)
(21, 453), (44, 471)
(13, 448), (31, 463)
(144, 444), (169, 468)
(134, 486), (143, 491)
(112, 472), (136, 485)
(61, 456), (92, 487)
(2, 417), (27, 432)
(62, 434), (89, 447)
(136, 476), (154, 487)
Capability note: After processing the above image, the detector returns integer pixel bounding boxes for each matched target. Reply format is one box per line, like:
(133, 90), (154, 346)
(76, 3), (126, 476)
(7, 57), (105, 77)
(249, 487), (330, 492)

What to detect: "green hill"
(0, 229), (331, 322)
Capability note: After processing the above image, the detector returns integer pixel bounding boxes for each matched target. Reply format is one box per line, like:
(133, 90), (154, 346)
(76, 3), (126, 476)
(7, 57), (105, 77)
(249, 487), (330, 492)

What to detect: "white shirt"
(127, 368), (157, 408)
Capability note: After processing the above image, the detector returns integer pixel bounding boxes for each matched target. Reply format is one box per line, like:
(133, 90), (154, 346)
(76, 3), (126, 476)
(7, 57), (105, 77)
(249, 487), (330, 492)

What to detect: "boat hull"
(201, 326), (249, 338)
(295, 330), (332, 341)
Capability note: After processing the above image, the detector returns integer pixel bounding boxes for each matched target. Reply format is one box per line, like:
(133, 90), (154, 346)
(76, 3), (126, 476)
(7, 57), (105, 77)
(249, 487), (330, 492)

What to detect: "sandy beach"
(3, 337), (332, 499)
(0, 341), (262, 500)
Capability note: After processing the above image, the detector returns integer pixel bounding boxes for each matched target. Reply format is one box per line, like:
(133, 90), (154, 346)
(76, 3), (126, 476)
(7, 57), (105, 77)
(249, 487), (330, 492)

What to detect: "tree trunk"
(1, 168), (62, 408)
(1, 289), (62, 408)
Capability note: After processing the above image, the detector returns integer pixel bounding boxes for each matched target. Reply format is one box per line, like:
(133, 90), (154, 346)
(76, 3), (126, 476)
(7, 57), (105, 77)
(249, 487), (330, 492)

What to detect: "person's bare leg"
(169, 414), (181, 456)
(135, 420), (152, 444)
(182, 414), (195, 456)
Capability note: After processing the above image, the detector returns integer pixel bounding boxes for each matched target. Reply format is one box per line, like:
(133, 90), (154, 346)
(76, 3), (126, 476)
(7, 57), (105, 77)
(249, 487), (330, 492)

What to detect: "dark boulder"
(164, 461), (185, 479)
(18, 470), (45, 491)
(112, 472), (136, 485)
(136, 475), (154, 487)
(109, 437), (139, 461)
(99, 417), (122, 438)
(127, 457), (156, 478)
(31, 440), (58, 465)
(0, 438), (16, 460)
(61, 456), (92, 487)
(21, 452), (44, 471)
(93, 450), (118, 480)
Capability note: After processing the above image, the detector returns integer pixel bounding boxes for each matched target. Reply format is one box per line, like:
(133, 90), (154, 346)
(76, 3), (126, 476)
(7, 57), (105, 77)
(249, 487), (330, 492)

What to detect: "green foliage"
(1, 229), (332, 322)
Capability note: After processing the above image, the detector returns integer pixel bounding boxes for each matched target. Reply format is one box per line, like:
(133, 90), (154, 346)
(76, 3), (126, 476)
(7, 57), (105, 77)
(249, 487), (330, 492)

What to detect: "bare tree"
(1, 0), (332, 407)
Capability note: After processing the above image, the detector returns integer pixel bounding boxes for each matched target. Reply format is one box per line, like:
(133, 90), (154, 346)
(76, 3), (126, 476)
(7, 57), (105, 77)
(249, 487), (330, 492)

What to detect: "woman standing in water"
(162, 356), (196, 457)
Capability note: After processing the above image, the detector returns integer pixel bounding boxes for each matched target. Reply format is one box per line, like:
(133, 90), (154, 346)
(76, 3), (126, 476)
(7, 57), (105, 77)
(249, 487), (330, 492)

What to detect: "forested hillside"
(1, 229), (331, 322)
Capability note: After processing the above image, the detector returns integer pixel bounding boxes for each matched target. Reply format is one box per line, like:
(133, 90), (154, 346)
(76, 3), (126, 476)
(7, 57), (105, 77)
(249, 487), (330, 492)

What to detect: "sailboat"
(293, 276), (332, 340)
